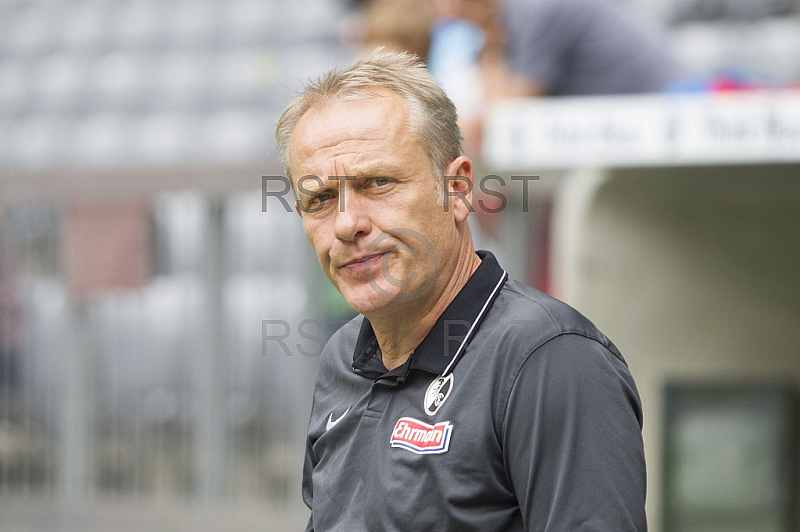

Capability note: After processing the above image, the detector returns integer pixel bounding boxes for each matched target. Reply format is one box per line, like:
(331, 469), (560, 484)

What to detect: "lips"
(344, 252), (389, 267)
(338, 250), (392, 276)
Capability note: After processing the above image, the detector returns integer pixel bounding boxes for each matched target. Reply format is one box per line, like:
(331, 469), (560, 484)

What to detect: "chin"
(340, 285), (402, 316)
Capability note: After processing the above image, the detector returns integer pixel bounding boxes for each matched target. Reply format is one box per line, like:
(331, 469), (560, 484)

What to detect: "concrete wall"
(552, 168), (800, 531)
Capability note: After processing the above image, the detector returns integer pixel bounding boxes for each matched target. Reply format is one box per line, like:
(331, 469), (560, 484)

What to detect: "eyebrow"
(347, 163), (406, 178)
(295, 163), (407, 197)
(295, 175), (330, 196)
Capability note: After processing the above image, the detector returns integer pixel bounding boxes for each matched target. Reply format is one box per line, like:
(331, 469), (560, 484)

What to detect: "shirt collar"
(352, 250), (508, 378)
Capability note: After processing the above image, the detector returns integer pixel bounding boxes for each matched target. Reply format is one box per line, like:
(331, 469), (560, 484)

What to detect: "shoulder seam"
(497, 331), (619, 445)
(499, 283), (564, 335)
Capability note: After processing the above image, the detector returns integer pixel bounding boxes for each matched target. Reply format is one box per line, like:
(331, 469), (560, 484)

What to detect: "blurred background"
(0, 0), (798, 530)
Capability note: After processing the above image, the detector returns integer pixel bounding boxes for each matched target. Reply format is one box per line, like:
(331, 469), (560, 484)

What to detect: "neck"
(367, 244), (482, 371)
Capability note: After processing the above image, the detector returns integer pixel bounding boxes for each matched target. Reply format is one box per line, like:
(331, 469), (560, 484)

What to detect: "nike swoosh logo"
(326, 407), (350, 431)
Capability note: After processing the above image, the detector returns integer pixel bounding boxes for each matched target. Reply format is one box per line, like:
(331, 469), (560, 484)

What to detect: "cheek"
(302, 223), (322, 248)
(303, 223), (332, 261)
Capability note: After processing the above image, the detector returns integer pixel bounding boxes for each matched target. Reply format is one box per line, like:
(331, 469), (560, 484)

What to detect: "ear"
(444, 156), (475, 224)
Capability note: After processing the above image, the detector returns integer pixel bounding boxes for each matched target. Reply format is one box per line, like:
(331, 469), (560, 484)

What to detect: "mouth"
(339, 250), (393, 275)
(344, 251), (390, 267)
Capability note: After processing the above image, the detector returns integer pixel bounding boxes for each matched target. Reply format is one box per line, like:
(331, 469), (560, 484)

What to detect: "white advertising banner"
(484, 91), (800, 170)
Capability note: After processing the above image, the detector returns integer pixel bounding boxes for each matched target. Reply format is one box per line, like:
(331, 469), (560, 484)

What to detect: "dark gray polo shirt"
(303, 251), (646, 531)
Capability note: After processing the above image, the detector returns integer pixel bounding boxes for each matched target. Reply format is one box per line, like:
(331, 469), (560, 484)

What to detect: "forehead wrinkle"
(298, 132), (414, 181)
(302, 126), (388, 156)
(296, 132), (385, 166)
(289, 89), (419, 185)
(296, 97), (402, 151)
(299, 147), (368, 182)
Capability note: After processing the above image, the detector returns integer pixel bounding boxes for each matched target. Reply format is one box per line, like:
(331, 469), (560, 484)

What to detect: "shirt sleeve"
(302, 434), (317, 532)
(502, 0), (578, 92)
(501, 333), (647, 531)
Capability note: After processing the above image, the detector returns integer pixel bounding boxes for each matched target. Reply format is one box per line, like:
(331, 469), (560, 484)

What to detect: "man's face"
(287, 89), (468, 317)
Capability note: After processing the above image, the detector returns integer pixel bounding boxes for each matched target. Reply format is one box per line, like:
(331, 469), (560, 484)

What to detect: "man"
(275, 51), (646, 531)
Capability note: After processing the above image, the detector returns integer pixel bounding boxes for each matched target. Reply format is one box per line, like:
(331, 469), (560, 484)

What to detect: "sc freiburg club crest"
(424, 374), (453, 416)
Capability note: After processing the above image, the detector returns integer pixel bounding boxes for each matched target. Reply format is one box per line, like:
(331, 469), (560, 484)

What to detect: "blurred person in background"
(275, 50), (646, 531)
(359, 0), (434, 60)
(428, 0), (685, 153)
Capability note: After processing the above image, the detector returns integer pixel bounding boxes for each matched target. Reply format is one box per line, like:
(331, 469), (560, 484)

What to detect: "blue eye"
(310, 193), (335, 210)
(301, 192), (334, 212)
(373, 177), (390, 187)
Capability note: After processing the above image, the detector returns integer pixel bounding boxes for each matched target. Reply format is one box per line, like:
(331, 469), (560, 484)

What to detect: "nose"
(333, 192), (372, 242)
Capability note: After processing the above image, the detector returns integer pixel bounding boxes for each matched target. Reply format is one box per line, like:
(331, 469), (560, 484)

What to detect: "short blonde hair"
(275, 50), (463, 189)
